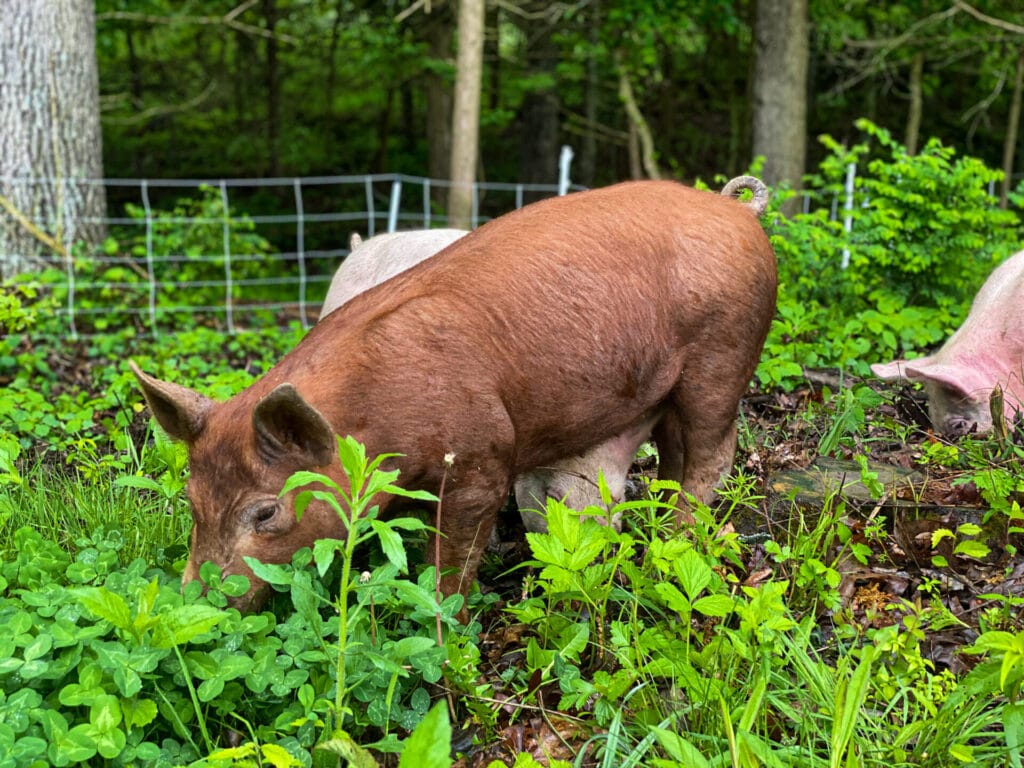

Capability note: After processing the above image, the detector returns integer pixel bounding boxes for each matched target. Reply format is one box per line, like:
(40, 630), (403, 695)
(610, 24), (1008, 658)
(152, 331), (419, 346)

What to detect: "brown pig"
(871, 249), (1024, 435)
(130, 177), (777, 612)
(319, 227), (646, 531)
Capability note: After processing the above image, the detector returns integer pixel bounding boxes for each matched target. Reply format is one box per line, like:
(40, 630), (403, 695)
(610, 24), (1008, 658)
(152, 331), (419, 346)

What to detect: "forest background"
(5, 0), (1024, 261)
(89, 0), (1024, 194)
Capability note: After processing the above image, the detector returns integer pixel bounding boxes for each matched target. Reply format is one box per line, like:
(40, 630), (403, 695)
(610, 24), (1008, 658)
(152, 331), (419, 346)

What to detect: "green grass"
(0, 459), (191, 567)
(1, 425), (1022, 766)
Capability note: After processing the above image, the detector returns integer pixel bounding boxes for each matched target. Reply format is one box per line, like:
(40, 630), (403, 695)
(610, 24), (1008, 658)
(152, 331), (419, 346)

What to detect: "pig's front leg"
(433, 476), (510, 616)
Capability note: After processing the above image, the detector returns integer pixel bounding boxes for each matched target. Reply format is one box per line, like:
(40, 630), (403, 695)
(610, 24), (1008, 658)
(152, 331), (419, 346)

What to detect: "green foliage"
(246, 435), (457, 746)
(758, 119), (1023, 389)
(0, 280), (50, 334)
(0, 442), (481, 767)
(32, 186), (282, 336)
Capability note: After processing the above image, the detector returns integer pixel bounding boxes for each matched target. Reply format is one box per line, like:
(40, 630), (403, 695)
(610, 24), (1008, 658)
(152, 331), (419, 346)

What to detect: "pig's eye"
(244, 502), (285, 533)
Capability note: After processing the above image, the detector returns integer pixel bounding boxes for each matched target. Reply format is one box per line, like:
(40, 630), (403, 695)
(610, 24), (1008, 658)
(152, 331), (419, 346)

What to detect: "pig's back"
(269, 180), (775, 454)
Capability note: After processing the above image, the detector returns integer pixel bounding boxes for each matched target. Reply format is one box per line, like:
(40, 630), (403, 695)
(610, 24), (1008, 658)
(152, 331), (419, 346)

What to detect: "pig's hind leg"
(652, 378), (744, 524)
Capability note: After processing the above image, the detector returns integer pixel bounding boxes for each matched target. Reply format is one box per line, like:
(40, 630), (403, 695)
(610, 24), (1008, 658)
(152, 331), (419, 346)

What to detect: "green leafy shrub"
(758, 119), (1023, 389)
(32, 186), (285, 336)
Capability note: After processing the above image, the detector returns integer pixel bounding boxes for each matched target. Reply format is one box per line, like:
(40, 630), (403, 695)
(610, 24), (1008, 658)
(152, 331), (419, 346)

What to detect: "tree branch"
(954, 1), (1024, 35)
(96, 1), (297, 45)
(102, 81), (218, 125)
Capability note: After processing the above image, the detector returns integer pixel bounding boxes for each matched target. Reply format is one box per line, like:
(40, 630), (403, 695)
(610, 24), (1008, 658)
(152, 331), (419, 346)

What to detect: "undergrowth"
(3, 120), (1024, 765)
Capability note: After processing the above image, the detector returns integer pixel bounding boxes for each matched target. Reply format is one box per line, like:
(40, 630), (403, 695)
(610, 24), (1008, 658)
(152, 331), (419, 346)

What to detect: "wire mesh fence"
(2, 170), (583, 338)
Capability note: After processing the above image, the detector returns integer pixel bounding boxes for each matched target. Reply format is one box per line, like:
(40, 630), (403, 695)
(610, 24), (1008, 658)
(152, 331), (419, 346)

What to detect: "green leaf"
(94, 726), (127, 760)
(390, 580), (442, 615)
(382, 485), (439, 503)
(312, 538), (343, 576)
(90, 695), (122, 732)
(693, 594), (737, 618)
(245, 557), (296, 586)
(398, 701), (452, 768)
(651, 727), (710, 766)
(76, 587), (132, 631)
(261, 742), (304, 767)
(948, 743), (974, 762)
(121, 698), (158, 729)
(953, 540), (990, 560)
(674, 548), (712, 600)
(198, 677), (225, 702)
(150, 605), (225, 648)
(22, 633), (53, 662)
(370, 519), (408, 573)
(49, 724), (97, 764)
(112, 475), (163, 493)
(317, 729), (380, 768)
(653, 582), (691, 614)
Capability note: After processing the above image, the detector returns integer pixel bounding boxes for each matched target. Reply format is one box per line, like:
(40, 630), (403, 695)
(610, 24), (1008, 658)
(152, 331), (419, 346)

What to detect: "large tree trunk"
(905, 50), (924, 155)
(448, 0), (485, 229)
(752, 0), (808, 201)
(1001, 46), (1024, 209)
(0, 0), (106, 278)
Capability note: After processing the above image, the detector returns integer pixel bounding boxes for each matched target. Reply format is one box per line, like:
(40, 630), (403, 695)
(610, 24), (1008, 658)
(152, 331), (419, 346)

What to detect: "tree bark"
(578, 0), (601, 188)
(0, 0), (107, 278)
(1001, 46), (1024, 209)
(905, 50), (924, 155)
(752, 0), (808, 200)
(425, 11), (454, 209)
(448, 0), (485, 229)
(516, 17), (561, 203)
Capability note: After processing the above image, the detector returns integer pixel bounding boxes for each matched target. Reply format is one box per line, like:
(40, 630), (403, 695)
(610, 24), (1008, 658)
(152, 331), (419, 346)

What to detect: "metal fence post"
(840, 162), (856, 270)
(219, 181), (235, 334)
(61, 178), (78, 339)
(558, 145), (574, 196)
(364, 178), (376, 237)
(141, 180), (158, 337)
(293, 178), (309, 329)
(388, 179), (402, 233)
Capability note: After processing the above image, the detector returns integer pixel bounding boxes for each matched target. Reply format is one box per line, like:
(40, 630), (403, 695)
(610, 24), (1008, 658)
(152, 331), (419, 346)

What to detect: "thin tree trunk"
(615, 53), (660, 180)
(905, 50), (924, 155)
(579, 0), (600, 187)
(1001, 46), (1024, 209)
(752, 0), (808, 203)
(326, 0), (344, 119)
(627, 122), (641, 180)
(372, 89), (395, 174)
(516, 14), (561, 202)
(0, 0), (106, 278)
(263, 0), (280, 176)
(425, 14), (454, 209)
(448, 0), (485, 229)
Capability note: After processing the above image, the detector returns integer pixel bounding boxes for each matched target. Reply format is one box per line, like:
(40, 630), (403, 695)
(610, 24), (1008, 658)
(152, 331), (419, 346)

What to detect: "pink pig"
(871, 249), (1024, 435)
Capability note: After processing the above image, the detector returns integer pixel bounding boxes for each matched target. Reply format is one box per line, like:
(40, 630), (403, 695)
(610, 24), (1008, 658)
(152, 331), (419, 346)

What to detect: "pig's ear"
(129, 361), (212, 443)
(904, 360), (990, 400)
(349, 232), (363, 251)
(871, 357), (933, 381)
(252, 384), (336, 467)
